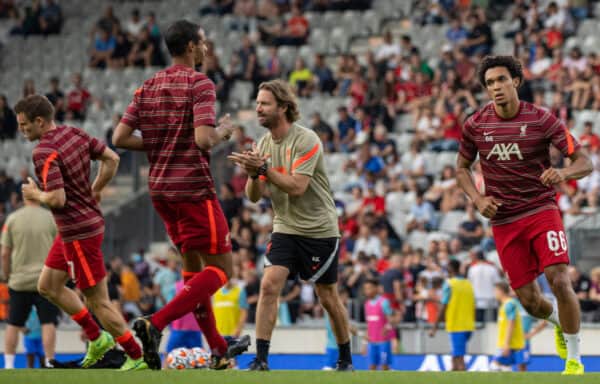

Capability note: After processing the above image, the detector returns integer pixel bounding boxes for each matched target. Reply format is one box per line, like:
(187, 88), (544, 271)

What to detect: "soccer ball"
(166, 347), (193, 370)
(190, 347), (211, 369)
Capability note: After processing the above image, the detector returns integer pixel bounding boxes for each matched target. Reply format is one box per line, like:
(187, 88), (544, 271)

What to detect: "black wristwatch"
(250, 161), (269, 180)
(257, 161), (269, 177)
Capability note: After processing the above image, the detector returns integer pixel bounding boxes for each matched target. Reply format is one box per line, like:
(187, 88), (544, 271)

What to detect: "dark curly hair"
(477, 55), (524, 88)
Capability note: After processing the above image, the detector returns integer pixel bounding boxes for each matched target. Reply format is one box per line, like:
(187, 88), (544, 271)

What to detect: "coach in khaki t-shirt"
(257, 122), (340, 239)
(1, 202), (56, 291)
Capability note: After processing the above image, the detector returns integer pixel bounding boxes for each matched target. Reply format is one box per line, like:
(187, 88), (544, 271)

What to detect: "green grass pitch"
(1, 369), (600, 384)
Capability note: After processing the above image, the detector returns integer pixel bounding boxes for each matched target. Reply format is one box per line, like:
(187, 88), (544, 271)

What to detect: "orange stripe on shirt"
(291, 143), (319, 172)
(73, 240), (96, 287)
(564, 127), (575, 155)
(41, 151), (59, 189)
(206, 200), (217, 255)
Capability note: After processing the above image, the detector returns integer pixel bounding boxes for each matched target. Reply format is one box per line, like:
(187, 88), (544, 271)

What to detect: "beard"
(258, 113), (279, 129)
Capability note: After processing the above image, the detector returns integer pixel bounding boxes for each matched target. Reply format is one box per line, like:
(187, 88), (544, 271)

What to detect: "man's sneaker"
(335, 360), (354, 371)
(119, 356), (149, 371)
(209, 335), (252, 370)
(247, 358), (270, 371)
(132, 316), (162, 370)
(80, 330), (115, 368)
(562, 359), (585, 375)
(554, 325), (568, 360)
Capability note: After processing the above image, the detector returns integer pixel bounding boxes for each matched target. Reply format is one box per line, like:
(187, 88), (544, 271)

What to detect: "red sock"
(71, 308), (101, 341)
(151, 266), (227, 332)
(195, 296), (228, 356)
(183, 271), (228, 356)
(116, 331), (142, 360)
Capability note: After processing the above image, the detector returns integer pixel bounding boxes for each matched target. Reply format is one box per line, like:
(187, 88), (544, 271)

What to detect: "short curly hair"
(477, 55), (524, 88)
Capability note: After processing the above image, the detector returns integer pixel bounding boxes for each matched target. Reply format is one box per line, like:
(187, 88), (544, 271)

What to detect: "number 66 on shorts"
(492, 209), (570, 290)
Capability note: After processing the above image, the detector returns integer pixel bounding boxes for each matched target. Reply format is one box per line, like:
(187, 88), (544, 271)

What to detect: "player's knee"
(315, 284), (337, 306)
(518, 293), (540, 314)
(37, 279), (53, 300)
(260, 279), (281, 299)
(549, 273), (572, 297)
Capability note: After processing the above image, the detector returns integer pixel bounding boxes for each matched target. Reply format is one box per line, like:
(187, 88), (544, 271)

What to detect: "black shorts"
(8, 289), (60, 327)
(265, 233), (340, 284)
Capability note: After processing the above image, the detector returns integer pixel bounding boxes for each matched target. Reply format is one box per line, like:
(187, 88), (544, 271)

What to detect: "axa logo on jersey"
(486, 143), (523, 161)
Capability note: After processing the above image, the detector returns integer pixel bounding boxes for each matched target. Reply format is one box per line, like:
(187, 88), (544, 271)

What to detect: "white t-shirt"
(467, 262), (501, 309)
(531, 57), (552, 76)
(125, 19), (145, 37)
(376, 43), (401, 62)
(352, 236), (382, 259)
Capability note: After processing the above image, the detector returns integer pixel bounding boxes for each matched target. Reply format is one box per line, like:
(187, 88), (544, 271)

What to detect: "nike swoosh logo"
(483, 131), (495, 136)
(554, 252), (566, 257)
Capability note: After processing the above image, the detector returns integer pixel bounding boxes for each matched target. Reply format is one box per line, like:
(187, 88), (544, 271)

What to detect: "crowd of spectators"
(3, 0), (600, 328)
(0, 0), (62, 36)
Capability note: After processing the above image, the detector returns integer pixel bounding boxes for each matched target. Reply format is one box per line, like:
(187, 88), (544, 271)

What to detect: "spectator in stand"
(280, 3), (309, 46)
(145, 11), (161, 40)
(0, 169), (16, 210)
(258, 3), (308, 46)
(199, 0), (235, 16)
(458, 203), (484, 248)
(44, 77), (65, 122)
(575, 139), (600, 210)
(91, 5), (119, 41)
(462, 12), (493, 57)
(262, 46), (282, 80)
(0, 95), (17, 141)
(347, 253), (379, 299)
(66, 73), (91, 120)
(124, 9), (144, 39)
(153, 250), (179, 310)
(310, 112), (335, 153)
(109, 25), (132, 69)
(353, 223), (383, 261)
(381, 254), (405, 315)
(128, 27), (156, 68)
(568, 266), (591, 301)
(220, 182), (243, 227)
(10, 0), (42, 36)
(371, 124), (396, 165)
(90, 27), (116, 69)
(406, 191), (436, 233)
(446, 18), (468, 47)
(589, 267), (600, 304)
(375, 30), (400, 73)
(337, 106), (357, 153)
(467, 248), (501, 322)
(39, 0), (61, 35)
(289, 57), (314, 97)
(580, 121), (600, 150)
(313, 53), (336, 94)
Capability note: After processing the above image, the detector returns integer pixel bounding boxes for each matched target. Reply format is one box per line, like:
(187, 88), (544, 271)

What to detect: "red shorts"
(492, 209), (570, 289)
(45, 234), (106, 290)
(152, 198), (232, 255)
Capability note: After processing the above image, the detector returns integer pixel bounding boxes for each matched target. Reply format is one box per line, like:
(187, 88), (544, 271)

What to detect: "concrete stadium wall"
(1, 324), (600, 355)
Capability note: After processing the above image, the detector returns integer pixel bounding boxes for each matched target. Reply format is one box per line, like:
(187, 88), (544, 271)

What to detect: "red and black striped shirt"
(33, 126), (106, 242)
(121, 64), (217, 202)
(459, 101), (580, 225)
